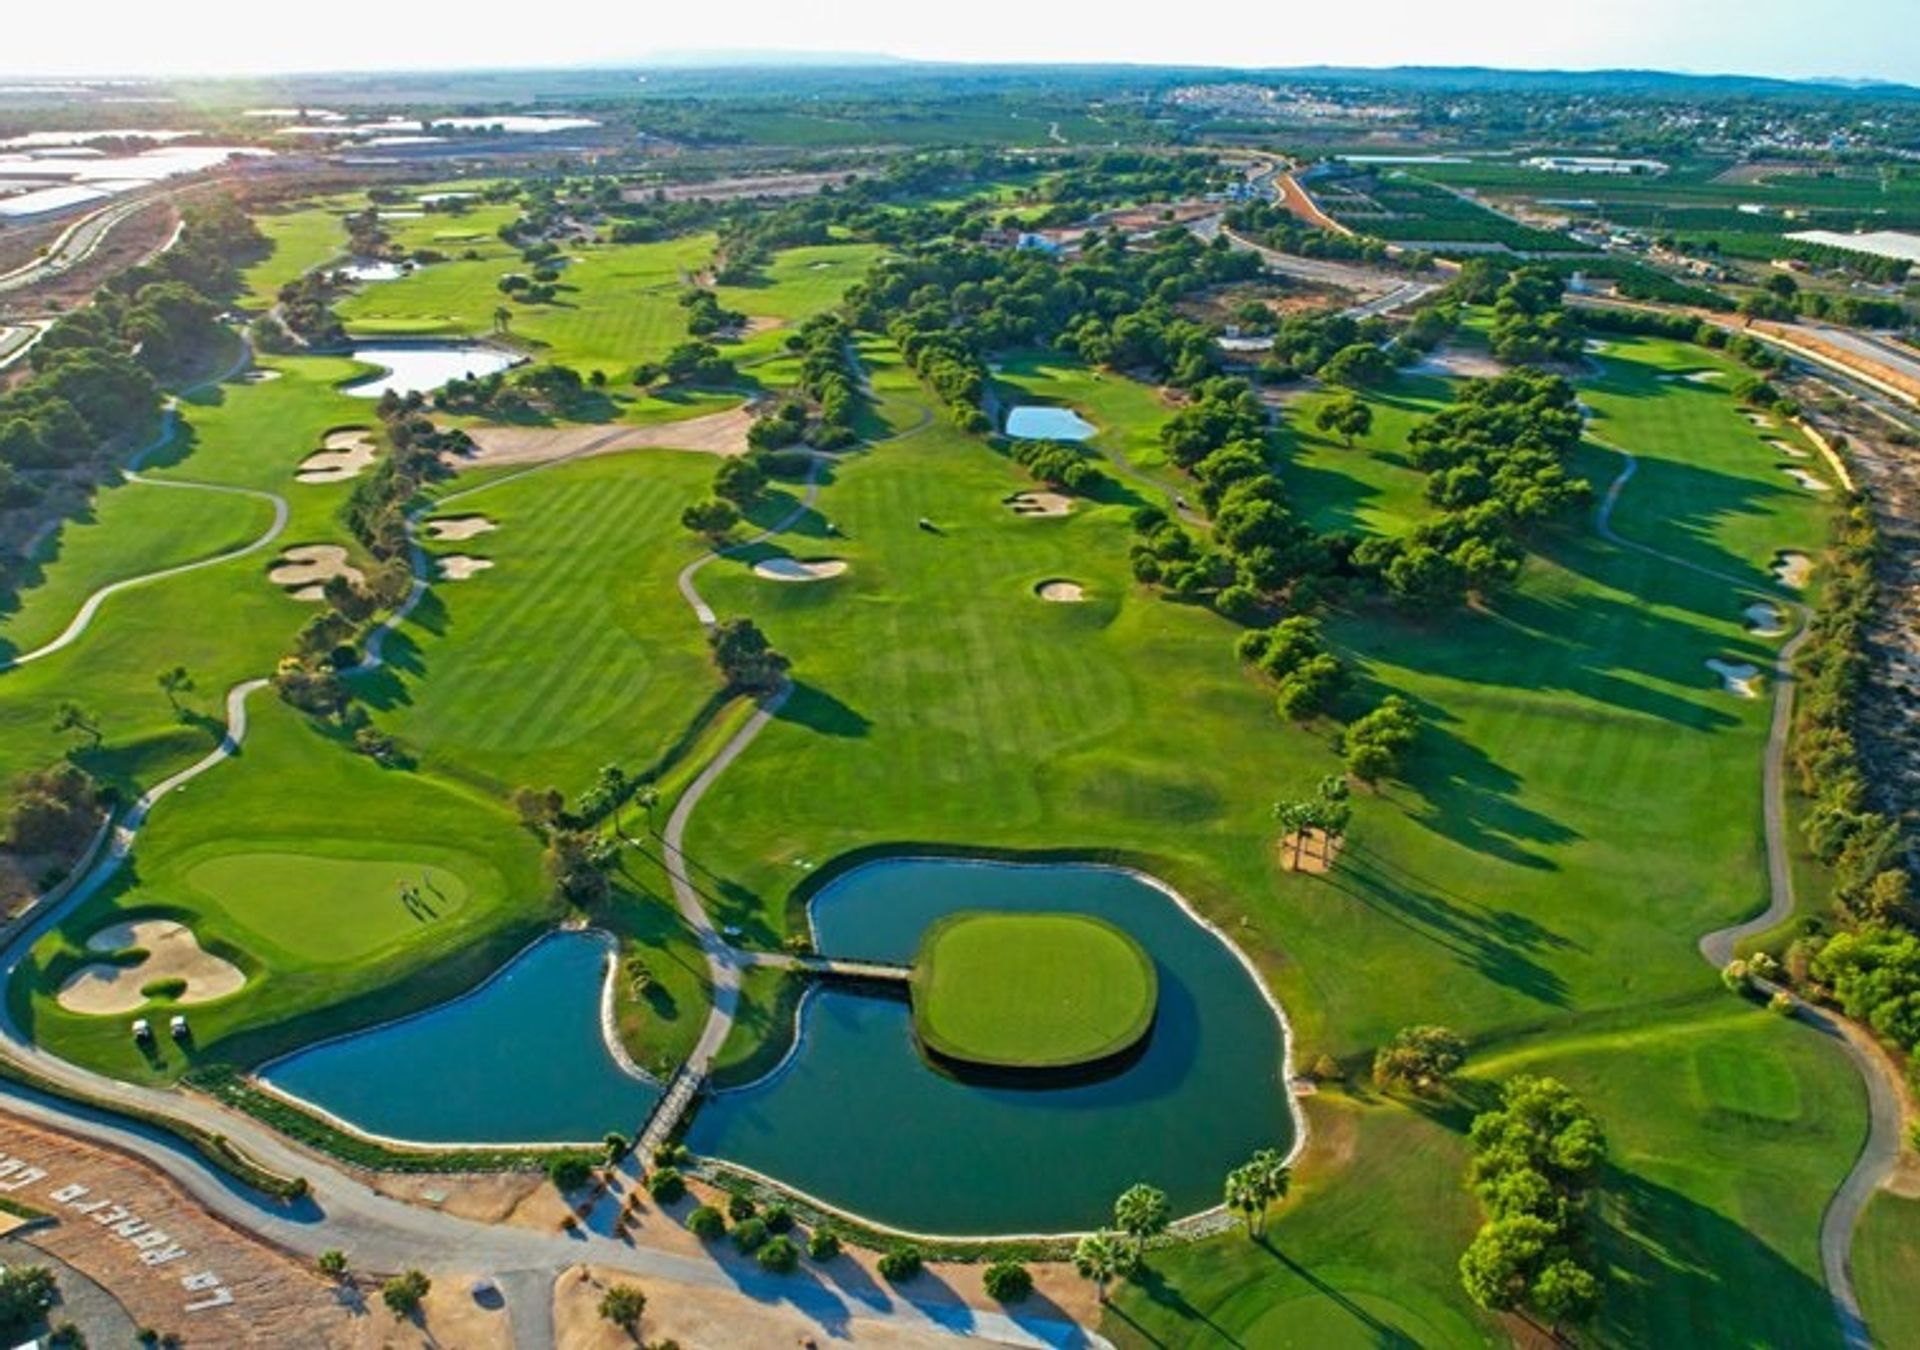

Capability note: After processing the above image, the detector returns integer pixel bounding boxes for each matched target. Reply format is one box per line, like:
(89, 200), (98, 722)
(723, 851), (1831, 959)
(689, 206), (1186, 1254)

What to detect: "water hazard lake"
(342, 343), (518, 399)
(687, 857), (1295, 1234)
(259, 931), (659, 1144)
(1003, 405), (1097, 442)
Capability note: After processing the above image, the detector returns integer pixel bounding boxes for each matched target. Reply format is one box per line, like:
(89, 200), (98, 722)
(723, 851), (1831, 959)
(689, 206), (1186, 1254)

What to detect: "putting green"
(909, 911), (1157, 1069)
(184, 852), (472, 962)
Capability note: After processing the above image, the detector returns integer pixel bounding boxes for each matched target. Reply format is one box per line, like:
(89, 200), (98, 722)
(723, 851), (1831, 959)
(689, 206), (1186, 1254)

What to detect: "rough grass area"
(910, 911), (1157, 1068)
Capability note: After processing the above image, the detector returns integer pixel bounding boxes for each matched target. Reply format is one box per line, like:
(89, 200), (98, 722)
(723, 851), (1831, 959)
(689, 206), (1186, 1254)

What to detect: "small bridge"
(785, 955), (912, 985)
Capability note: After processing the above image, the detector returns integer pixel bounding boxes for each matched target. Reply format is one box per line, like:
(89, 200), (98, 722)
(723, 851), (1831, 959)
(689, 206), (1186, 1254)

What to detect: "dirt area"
(752, 557), (846, 582)
(435, 554), (493, 580)
(0, 1111), (349, 1346)
(0, 199), (178, 314)
(1406, 345), (1507, 380)
(296, 430), (379, 485)
(455, 406), (754, 470)
(1006, 491), (1073, 518)
(423, 515), (495, 542)
(1278, 829), (1344, 874)
(55, 918), (245, 1015)
(368, 1170), (556, 1227)
(332, 1273), (512, 1350)
(1036, 579), (1086, 602)
(638, 169), (873, 204)
(269, 545), (364, 602)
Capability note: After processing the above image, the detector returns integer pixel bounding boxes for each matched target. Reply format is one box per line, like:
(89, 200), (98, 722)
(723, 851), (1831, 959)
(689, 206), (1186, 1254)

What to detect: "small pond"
(337, 259), (409, 282)
(343, 343), (518, 399)
(1004, 405), (1096, 442)
(257, 931), (659, 1145)
(687, 857), (1294, 1235)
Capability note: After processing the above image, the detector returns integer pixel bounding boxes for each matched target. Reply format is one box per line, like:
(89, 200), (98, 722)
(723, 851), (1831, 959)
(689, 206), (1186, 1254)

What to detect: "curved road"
(2, 341), (286, 672)
(1595, 439), (1897, 1350)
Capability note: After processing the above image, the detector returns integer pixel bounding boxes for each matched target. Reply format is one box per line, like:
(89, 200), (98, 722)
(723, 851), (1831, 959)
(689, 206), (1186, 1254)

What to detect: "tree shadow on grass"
(1316, 838), (1577, 1007)
(774, 681), (871, 739)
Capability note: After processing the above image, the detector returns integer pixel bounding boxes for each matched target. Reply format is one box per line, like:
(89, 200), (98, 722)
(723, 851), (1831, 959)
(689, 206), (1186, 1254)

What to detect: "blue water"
(687, 858), (1293, 1234)
(1004, 405), (1097, 442)
(259, 932), (659, 1145)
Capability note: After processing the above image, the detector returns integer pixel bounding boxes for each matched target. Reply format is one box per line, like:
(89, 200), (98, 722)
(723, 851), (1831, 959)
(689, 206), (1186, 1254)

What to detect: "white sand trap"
(1773, 551), (1813, 589)
(424, 515), (496, 542)
(241, 369), (282, 384)
(296, 428), (379, 484)
(752, 557), (847, 582)
(1007, 491), (1074, 518)
(436, 554), (494, 580)
(1584, 339), (1612, 354)
(456, 405), (755, 469)
(56, 919), (245, 1016)
(1781, 466), (1831, 492)
(269, 544), (364, 602)
(1685, 370), (1726, 384)
(1707, 659), (1762, 698)
(1744, 601), (1788, 636)
(1745, 413), (1776, 429)
(1766, 438), (1808, 459)
(1409, 346), (1507, 380)
(1036, 579), (1086, 602)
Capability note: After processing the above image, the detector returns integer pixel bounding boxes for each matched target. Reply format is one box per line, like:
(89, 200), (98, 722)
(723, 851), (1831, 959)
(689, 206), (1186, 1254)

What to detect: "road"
(1594, 435), (1894, 1350)
(0, 194), (171, 296)
(1197, 217), (1441, 318)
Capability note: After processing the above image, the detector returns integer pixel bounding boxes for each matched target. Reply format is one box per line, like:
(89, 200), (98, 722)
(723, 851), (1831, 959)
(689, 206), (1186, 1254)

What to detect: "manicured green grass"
(909, 911), (1157, 1068)
(1854, 1191), (1920, 1350)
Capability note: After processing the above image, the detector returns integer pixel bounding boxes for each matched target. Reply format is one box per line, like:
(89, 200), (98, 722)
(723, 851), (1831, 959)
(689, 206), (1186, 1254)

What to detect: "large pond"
(1004, 405), (1097, 442)
(343, 343), (518, 399)
(687, 857), (1295, 1235)
(258, 931), (659, 1145)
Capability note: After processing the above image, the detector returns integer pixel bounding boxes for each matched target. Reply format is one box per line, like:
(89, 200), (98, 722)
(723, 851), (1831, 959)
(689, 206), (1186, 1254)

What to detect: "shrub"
(139, 977), (188, 1001)
(545, 1153), (595, 1192)
(806, 1228), (841, 1261)
(645, 1167), (685, 1203)
(685, 1205), (726, 1240)
(316, 1249), (347, 1279)
(757, 1235), (800, 1273)
(1769, 991), (1797, 1016)
(982, 1260), (1033, 1302)
(763, 1202), (794, 1233)
(878, 1246), (924, 1283)
(730, 1217), (768, 1254)
(726, 1193), (757, 1222)
(381, 1269), (431, 1317)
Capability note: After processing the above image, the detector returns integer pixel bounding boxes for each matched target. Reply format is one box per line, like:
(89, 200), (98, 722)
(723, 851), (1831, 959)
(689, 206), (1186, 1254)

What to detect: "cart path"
(1, 340), (285, 672)
(1596, 438), (1892, 1350)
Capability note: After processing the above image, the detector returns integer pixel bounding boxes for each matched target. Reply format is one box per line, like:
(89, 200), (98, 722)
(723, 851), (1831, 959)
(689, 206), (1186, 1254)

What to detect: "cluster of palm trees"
(1273, 776), (1351, 870)
(1072, 1150), (1292, 1303)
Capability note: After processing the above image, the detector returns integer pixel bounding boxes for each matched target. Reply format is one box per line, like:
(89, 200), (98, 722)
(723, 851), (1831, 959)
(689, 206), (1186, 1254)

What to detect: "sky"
(6, 0), (1919, 84)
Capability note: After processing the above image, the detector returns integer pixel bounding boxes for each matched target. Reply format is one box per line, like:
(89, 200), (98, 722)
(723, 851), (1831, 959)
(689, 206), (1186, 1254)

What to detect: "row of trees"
(1459, 1075), (1608, 1332)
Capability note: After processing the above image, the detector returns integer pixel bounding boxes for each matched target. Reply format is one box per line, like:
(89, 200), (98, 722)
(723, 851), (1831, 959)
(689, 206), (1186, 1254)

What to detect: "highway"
(0, 194), (174, 296)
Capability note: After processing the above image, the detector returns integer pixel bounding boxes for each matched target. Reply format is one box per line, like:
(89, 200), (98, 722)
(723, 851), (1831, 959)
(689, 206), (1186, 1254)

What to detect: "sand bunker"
(1743, 601), (1788, 636)
(1707, 659), (1762, 698)
(1766, 438), (1808, 459)
(1781, 466), (1831, 492)
(1007, 491), (1074, 518)
(424, 515), (496, 542)
(1036, 579), (1086, 602)
(1773, 552), (1813, 589)
(1409, 346), (1507, 380)
(269, 544), (364, 601)
(1685, 370), (1725, 384)
(240, 369), (282, 384)
(752, 557), (847, 582)
(1745, 413), (1776, 429)
(55, 919), (245, 1016)
(296, 428), (379, 484)
(436, 554), (494, 581)
(455, 405), (755, 469)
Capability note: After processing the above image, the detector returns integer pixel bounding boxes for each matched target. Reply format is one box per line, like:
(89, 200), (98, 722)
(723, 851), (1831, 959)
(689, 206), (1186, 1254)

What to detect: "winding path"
(1594, 438), (1897, 1350)
(1, 341), (287, 672)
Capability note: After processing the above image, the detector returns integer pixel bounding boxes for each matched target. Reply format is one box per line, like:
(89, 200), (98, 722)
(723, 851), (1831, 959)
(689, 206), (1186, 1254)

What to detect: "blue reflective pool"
(1004, 405), (1097, 442)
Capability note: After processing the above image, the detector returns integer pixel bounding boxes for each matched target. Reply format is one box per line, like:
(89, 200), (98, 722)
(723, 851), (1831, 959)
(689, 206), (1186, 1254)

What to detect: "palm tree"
(493, 305), (513, 335)
(1248, 1148), (1292, 1236)
(1072, 1231), (1134, 1304)
(1113, 1183), (1170, 1257)
(156, 665), (193, 713)
(1224, 1164), (1263, 1239)
(1273, 798), (1314, 869)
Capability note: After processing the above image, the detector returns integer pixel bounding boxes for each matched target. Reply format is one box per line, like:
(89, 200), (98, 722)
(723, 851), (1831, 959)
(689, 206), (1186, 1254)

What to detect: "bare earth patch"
(1767, 438), (1809, 459)
(269, 545), (364, 602)
(1278, 829), (1345, 874)
(1407, 345), (1506, 380)
(1773, 551), (1813, 589)
(1007, 491), (1074, 517)
(1036, 578), (1086, 602)
(423, 515), (496, 542)
(295, 429), (378, 484)
(55, 918), (245, 1015)
(751, 556), (846, 582)
(454, 405), (754, 470)
(1707, 658), (1763, 698)
(436, 554), (494, 581)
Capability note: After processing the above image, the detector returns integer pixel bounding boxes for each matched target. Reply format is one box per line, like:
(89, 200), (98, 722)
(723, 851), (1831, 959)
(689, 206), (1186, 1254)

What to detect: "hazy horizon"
(6, 0), (1918, 86)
